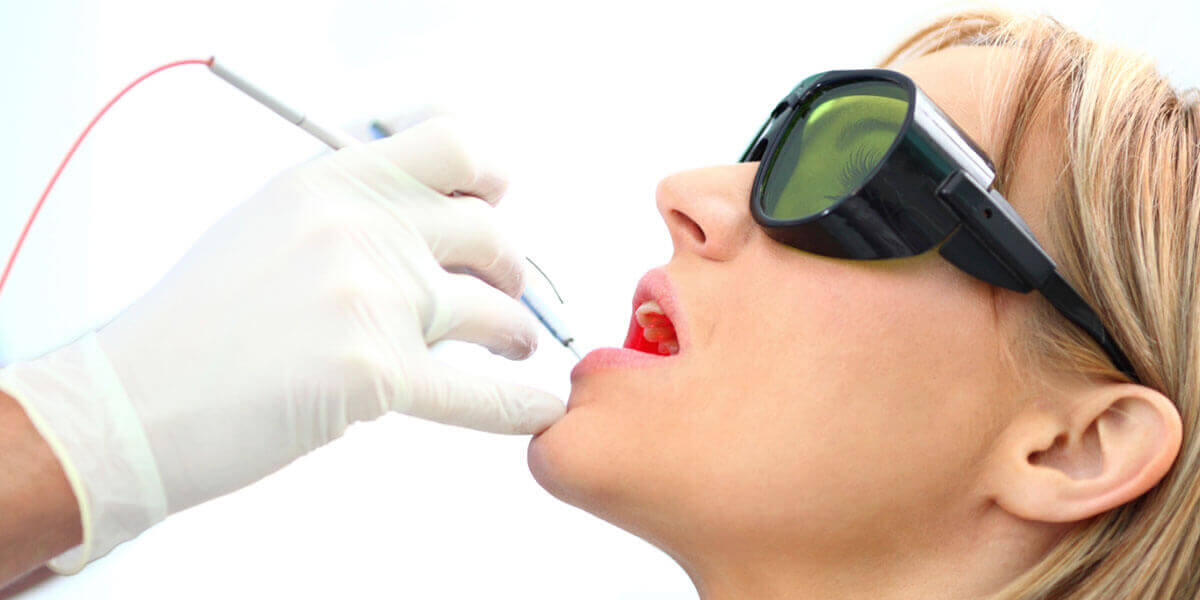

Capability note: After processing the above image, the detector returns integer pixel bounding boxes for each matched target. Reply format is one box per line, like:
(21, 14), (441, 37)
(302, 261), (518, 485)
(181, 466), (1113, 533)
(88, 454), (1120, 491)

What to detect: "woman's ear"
(987, 382), (1182, 523)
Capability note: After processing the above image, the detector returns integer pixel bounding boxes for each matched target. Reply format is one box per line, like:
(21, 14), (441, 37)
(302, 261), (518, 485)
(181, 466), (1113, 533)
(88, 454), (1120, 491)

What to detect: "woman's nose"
(655, 163), (759, 262)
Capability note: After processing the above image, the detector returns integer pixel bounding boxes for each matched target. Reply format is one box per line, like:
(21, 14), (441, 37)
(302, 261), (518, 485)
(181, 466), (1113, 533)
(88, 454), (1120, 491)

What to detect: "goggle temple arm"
(935, 171), (1140, 383)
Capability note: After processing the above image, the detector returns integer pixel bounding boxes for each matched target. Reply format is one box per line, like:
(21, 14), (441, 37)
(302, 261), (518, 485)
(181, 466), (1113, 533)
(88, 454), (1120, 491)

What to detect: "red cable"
(0, 57), (214, 301)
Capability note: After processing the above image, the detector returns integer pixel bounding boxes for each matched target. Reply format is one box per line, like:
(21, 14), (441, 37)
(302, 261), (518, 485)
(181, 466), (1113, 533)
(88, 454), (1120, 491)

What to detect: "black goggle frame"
(739, 69), (1139, 383)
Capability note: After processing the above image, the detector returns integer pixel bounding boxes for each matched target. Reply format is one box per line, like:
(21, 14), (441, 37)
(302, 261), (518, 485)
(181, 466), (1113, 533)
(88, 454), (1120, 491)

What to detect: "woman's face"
(528, 47), (1052, 571)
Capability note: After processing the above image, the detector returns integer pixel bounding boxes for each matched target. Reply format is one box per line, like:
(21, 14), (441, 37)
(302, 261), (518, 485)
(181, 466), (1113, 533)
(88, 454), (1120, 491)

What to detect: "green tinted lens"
(761, 80), (909, 221)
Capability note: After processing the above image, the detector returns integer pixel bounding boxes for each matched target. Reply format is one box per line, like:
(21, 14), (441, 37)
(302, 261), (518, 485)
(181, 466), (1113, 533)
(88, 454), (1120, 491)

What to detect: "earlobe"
(990, 383), (1182, 523)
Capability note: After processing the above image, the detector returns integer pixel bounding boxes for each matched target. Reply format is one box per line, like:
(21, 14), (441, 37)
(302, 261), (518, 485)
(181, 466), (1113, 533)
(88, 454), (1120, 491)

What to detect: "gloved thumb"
(403, 364), (565, 435)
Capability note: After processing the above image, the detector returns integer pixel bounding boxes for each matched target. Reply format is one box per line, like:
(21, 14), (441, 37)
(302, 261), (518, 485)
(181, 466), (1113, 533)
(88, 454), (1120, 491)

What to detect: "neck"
(688, 552), (959, 600)
(678, 506), (1063, 600)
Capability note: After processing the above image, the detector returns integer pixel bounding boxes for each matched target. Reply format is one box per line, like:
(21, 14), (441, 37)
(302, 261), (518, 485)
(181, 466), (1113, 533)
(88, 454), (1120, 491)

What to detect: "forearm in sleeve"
(0, 389), (81, 588)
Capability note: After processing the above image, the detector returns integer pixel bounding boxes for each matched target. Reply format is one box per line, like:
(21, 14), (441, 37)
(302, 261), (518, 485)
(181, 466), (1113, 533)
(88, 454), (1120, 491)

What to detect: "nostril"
(669, 209), (706, 244)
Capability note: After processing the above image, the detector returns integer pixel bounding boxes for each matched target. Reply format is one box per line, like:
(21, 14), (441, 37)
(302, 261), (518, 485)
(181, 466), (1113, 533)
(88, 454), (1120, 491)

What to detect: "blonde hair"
(881, 10), (1200, 598)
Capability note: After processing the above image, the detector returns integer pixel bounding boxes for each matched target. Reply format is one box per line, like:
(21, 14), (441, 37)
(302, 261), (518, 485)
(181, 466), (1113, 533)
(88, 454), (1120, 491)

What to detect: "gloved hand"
(0, 116), (563, 574)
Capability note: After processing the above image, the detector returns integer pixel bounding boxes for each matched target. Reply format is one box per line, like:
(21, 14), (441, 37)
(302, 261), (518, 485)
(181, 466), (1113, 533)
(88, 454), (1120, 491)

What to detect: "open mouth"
(623, 300), (679, 356)
(568, 268), (686, 382)
(621, 268), (685, 357)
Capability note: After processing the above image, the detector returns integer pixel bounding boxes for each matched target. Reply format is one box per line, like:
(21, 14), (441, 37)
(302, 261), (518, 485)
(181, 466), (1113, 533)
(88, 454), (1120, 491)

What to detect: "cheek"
(528, 249), (1012, 552)
(691, 252), (1011, 540)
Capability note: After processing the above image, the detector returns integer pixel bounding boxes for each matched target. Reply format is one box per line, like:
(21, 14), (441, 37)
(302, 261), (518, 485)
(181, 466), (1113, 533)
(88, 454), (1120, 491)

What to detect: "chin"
(528, 383), (712, 562)
(526, 421), (569, 501)
(526, 380), (646, 523)
(527, 396), (603, 510)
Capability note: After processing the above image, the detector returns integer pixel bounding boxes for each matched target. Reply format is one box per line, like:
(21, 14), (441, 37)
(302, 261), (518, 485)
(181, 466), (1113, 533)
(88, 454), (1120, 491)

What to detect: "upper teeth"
(636, 300), (668, 327)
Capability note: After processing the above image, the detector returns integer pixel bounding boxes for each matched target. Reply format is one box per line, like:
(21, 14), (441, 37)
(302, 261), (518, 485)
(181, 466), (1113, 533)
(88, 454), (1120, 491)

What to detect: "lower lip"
(570, 347), (675, 381)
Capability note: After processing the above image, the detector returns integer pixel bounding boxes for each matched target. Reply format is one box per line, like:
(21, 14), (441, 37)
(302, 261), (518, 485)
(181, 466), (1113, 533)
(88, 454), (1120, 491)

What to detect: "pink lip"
(570, 267), (688, 382)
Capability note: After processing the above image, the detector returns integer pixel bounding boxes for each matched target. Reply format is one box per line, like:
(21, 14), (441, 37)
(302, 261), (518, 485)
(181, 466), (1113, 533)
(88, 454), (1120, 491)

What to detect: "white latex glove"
(0, 116), (563, 574)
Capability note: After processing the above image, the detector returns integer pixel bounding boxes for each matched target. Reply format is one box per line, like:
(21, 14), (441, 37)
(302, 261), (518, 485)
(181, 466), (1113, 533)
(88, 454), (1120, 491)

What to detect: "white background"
(0, 0), (1196, 598)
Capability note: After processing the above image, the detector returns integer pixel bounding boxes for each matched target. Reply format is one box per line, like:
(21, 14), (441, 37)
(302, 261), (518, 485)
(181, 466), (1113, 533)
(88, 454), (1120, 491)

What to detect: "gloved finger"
(357, 193), (524, 299)
(368, 116), (508, 205)
(426, 196), (525, 299)
(411, 363), (564, 434)
(426, 273), (540, 361)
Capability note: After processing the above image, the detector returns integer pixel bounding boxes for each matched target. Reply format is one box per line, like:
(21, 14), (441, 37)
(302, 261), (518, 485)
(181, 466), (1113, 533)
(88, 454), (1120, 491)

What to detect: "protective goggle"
(738, 69), (1139, 383)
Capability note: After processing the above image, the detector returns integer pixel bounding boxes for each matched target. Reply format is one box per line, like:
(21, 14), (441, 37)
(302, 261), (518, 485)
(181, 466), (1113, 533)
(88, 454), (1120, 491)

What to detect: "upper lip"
(628, 267), (688, 354)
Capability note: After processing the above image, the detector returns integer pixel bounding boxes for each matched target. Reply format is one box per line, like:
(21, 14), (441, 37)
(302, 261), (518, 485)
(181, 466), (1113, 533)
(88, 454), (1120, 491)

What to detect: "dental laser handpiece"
(206, 57), (582, 360)
(520, 289), (581, 360)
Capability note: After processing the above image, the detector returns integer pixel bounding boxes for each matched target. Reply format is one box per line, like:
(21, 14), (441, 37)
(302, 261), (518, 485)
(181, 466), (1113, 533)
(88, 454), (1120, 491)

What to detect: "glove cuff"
(0, 331), (168, 574)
